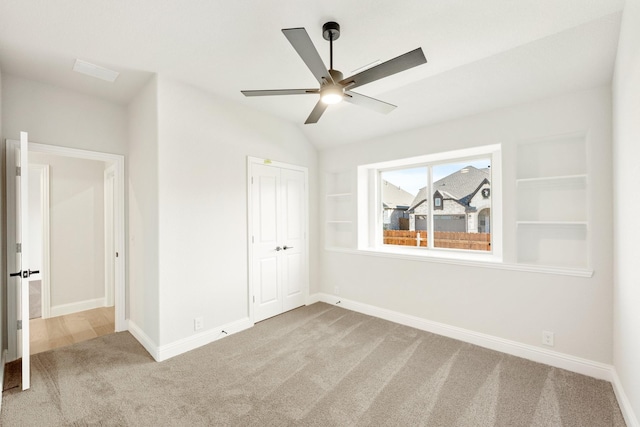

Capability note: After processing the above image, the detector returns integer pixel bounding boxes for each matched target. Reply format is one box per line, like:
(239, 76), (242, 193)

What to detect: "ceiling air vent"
(73, 59), (119, 82)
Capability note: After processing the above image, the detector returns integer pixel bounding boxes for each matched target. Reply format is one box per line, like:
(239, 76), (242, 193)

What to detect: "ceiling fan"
(241, 21), (427, 124)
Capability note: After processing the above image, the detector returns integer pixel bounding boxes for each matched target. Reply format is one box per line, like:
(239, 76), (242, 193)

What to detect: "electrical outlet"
(334, 286), (340, 295)
(194, 316), (204, 331)
(542, 330), (554, 346)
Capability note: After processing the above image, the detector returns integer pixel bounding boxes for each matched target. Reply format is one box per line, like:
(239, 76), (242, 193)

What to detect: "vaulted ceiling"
(0, 0), (624, 149)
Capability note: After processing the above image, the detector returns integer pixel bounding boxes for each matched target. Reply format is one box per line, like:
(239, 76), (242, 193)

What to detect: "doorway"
(26, 153), (117, 355)
(5, 139), (126, 363)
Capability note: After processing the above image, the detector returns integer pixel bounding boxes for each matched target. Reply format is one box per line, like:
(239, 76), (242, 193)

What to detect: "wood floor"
(29, 307), (115, 355)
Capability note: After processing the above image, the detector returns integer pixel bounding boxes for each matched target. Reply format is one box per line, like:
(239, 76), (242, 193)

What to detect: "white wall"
(1, 74), (128, 154)
(28, 152), (106, 308)
(128, 77), (160, 345)
(320, 86), (613, 364)
(613, 0), (640, 422)
(155, 77), (318, 346)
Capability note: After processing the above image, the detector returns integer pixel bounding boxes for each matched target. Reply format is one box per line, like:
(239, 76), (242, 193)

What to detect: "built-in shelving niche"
(324, 171), (355, 250)
(516, 134), (589, 269)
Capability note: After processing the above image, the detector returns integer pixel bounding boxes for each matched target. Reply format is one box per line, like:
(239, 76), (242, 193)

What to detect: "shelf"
(516, 174), (586, 222)
(516, 134), (586, 179)
(326, 193), (352, 198)
(516, 174), (586, 186)
(516, 221), (587, 226)
(327, 220), (353, 224)
(517, 225), (588, 269)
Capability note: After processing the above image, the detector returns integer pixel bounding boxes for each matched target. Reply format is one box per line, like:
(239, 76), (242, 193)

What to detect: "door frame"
(29, 163), (51, 319)
(5, 139), (127, 361)
(246, 157), (309, 323)
(104, 164), (116, 307)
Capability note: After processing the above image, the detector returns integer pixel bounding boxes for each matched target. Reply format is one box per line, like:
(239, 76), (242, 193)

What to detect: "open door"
(6, 132), (34, 390)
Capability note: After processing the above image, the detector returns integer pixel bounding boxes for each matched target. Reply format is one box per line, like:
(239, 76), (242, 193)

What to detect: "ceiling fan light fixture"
(321, 85), (343, 104)
(240, 21), (427, 123)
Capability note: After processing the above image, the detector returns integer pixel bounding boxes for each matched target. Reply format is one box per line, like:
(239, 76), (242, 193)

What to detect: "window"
(434, 192), (443, 210)
(357, 144), (502, 262)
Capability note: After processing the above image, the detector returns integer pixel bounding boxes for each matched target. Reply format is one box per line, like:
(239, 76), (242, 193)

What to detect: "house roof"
(407, 187), (428, 212)
(434, 166), (490, 201)
(381, 180), (415, 209)
(407, 166), (490, 211)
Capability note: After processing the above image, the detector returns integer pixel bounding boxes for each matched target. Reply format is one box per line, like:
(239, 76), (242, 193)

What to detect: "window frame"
(434, 192), (443, 210)
(357, 144), (502, 263)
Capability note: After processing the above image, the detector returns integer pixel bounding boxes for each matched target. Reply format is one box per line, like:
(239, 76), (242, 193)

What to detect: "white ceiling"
(0, 0), (624, 149)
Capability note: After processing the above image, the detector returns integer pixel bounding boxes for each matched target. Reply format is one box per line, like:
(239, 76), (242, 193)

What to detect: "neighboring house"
(407, 166), (491, 233)
(381, 180), (415, 230)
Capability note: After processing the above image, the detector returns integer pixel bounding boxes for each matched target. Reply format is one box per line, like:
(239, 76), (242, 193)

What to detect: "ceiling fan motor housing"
(322, 21), (340, 41)
(328, 69), (343, 83)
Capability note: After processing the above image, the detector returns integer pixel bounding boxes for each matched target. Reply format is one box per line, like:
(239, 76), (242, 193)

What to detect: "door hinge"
(116, 252), (119, 258)
(251, 176), (254, 184)
(252, 236), (254, 243)
(16, 166), (21, 177)
(16, 243), (22, 253)
(253, 296), (255, 303)
(17, 320), (22, 330)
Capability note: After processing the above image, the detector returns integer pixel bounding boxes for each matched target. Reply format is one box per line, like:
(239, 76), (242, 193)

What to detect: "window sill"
(324, 246), (593, 278)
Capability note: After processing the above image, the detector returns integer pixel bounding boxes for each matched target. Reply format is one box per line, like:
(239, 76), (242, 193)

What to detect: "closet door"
(250, 161), (307, 322)
(280, 168), (305, 312)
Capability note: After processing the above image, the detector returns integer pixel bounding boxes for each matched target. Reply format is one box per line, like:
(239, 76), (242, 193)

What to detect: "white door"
(6, 132), (32, 390)
(280, 168), (305, 312)
(250, 161), (307, 322)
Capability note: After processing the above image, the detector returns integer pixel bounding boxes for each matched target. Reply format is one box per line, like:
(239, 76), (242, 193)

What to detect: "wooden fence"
(383, 230), (491, 251)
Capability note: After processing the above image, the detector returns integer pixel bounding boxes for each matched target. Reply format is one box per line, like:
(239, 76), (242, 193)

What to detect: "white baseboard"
(315, 294), (640, 424)
(128, 317), (255, 362)
(310, 293), (613, 381)
(157, 317), (253, 362)
(49, 297), (106, 318)
(307, 293), (322, 305)
(124, 296), (640, 426)
(127, 320), (160, 361)
(611, 368), (640, 427)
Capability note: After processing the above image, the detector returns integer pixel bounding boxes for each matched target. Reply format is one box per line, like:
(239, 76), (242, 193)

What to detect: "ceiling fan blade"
(282, 28), (333, 85)
(241, 89), (319, 97)
(344, 91), (396, 114)
(304, 100), (328, 124)
(339, 47), (427, 90)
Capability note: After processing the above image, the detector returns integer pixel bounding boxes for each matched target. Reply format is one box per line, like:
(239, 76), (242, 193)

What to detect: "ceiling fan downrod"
(322, 21), (340, 71)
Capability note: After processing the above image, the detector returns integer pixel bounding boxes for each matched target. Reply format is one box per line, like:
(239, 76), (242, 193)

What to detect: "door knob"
(283, 246), (294, 250)
(9, 269), (39, 279)
(275, 246), (283, 251)
(9, 270), (40, 279)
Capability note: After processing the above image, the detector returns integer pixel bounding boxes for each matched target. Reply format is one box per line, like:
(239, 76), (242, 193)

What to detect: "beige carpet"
(1, 303), (626, 426)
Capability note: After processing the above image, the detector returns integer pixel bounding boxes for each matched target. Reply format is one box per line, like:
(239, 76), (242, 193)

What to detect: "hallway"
(30, 307), (115, 355)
